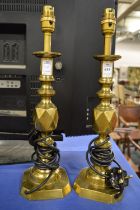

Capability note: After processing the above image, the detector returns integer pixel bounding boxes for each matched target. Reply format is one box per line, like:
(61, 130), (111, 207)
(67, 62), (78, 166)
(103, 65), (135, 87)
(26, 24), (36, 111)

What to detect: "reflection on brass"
(74, 8), (123, 203)
(20, 5), (71, 200)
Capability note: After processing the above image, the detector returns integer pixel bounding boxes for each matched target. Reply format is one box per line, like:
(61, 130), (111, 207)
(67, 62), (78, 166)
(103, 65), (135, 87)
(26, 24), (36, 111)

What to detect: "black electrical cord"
(25, 131), (60, 195)
(86, 136), (130, 199)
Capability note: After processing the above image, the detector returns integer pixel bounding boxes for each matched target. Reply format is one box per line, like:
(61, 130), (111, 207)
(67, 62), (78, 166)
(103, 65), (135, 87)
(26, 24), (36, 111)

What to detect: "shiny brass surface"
(21, 167), (71, 200)
(20, 5), (71, 200)
(74, 8), (122, 203)
(73, 168), (122, 203)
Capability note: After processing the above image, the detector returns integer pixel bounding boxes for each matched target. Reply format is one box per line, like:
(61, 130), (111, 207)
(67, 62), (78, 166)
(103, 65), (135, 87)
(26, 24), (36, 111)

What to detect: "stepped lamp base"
(20, 167), (71, 200)
(73, 168), (123, 204)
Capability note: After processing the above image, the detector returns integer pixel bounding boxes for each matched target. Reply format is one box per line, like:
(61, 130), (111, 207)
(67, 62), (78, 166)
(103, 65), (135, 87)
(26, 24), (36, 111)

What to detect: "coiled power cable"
(25, 130), (60, 194)
(86, 136), (131, 199)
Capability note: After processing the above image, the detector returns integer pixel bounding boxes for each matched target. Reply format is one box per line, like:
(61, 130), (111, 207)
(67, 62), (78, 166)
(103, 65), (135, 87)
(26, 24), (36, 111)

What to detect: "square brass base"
(73, 168), (122, 204)
(20, 167), (71, 200)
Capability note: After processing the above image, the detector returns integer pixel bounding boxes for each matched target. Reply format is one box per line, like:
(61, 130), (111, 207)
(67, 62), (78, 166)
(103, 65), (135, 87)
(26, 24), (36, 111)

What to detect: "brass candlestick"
(73, 8), (130, 204)
(20, 5), (71, 200)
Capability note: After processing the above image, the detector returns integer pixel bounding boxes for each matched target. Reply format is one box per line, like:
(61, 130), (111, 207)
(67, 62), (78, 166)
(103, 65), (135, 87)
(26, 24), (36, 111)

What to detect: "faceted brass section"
(34, 101), (58, 132)
(20, 5), (71, 200)
(94, 107), (117, 134)
(74, 8), (122, 203)
(21, 167), (71, 200)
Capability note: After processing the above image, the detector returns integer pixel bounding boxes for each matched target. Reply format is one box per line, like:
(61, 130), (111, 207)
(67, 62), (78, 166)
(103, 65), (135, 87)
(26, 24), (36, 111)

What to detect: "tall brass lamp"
(73, 8), (131, 204)
(20, 5), (71, 200)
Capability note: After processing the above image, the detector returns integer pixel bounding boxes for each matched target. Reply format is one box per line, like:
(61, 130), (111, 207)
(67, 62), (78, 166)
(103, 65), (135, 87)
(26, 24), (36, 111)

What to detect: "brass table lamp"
(73, 8), (131, 204)
(20, 5), (71, 200)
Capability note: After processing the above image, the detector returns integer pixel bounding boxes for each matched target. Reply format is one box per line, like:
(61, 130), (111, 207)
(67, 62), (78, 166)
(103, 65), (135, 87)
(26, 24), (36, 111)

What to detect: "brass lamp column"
(74, 8), (130, 204)
(20, 5), (71, 200)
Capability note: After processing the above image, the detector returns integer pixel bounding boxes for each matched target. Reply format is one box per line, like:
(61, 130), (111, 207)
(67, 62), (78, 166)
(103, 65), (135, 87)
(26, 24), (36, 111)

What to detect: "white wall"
(115, 39), (140, 68)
